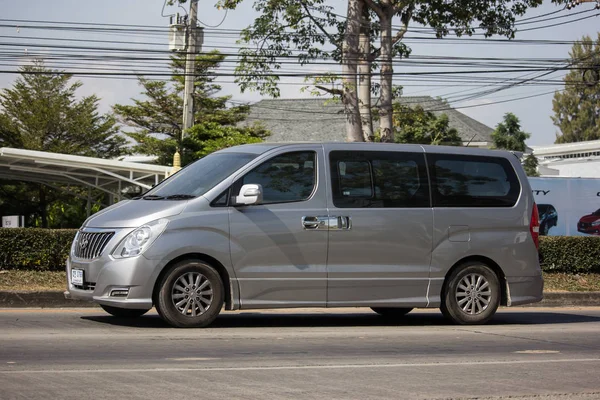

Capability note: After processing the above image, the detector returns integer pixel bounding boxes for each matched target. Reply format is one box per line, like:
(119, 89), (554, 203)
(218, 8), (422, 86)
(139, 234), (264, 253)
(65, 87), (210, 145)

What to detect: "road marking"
(1, 358), (599, 374)
(166, 358), (220, 361)
(515, 350), (561, 354)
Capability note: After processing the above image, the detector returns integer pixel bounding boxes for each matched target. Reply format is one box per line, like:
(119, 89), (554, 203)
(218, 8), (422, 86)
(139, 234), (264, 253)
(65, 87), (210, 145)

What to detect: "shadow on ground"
(80, 309), (600, 329)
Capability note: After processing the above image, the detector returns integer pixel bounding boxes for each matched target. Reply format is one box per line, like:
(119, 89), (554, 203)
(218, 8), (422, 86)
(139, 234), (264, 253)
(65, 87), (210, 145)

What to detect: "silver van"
(65, 143), (543, 327)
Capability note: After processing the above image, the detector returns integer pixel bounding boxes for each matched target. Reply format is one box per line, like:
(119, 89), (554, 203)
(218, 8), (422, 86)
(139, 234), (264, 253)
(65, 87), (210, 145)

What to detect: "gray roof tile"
(241, 96), (493, 144)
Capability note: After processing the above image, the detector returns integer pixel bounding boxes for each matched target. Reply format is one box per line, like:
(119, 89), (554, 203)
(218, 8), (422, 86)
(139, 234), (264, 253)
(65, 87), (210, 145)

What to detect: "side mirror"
(235, 184), (263, 206)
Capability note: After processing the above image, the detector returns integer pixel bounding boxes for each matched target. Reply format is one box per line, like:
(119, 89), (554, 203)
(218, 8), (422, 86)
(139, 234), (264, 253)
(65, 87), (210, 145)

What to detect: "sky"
(0, 0), (599, 146)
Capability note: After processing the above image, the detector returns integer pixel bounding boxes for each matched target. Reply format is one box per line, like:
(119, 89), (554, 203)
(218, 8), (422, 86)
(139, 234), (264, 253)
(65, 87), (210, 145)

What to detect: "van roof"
(218, 142), (516, 158)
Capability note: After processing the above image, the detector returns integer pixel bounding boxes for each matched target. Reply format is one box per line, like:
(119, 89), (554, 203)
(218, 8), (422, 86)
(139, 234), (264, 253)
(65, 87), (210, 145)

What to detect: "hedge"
(0, 228), (76, 272)
(539, 236), (600, 274)
(0, 228), (599, 274)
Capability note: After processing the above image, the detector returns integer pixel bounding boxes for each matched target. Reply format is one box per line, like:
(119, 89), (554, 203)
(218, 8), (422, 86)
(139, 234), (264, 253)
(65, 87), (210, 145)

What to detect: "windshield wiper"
(141, 195), (166, 200)
(165, 194), (196, 200)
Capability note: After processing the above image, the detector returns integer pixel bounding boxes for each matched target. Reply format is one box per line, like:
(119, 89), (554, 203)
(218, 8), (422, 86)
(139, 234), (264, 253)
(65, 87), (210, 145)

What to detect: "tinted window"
(241, 151), (316, 204)
(430, 154), (520, 207)
(330, 151), (430, 208)
(143, 152), (257, 198)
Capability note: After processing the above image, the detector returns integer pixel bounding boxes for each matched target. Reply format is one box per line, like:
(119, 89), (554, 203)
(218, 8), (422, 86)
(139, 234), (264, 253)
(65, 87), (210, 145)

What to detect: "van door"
(229, 146), (328, 308)
(325, 149), (433, 307)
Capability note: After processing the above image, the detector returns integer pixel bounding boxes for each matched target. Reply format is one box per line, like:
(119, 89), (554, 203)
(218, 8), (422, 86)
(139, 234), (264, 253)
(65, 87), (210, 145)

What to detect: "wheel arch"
(152, 253), (236, 310)
(443, 255), (508, 306)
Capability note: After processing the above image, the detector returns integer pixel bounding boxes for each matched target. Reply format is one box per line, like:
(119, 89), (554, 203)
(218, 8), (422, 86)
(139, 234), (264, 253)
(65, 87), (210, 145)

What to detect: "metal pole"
(182, 0), (202, 137)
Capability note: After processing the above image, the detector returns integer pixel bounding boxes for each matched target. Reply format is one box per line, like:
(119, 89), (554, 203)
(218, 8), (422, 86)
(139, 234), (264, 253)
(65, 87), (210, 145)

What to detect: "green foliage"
(552, 33), (600, 144)
(113, 51), (268, 166)
(0, 61), (127, 228)
(0, 61), (126, 156)
(492, 112), (530, 152)
(523, 153), (540, 177)
(393, 104), (462, 146)
(185, 122), (268, 158)
(0, 229), (76, 272)
(540, 236), (600, 274)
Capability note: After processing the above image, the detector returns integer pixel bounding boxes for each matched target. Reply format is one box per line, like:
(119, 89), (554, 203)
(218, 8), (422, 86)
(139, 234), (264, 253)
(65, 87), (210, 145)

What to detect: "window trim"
(232, 150), (318, 206)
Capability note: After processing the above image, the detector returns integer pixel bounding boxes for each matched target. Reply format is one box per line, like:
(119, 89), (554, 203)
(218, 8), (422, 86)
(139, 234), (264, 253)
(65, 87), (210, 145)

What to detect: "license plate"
(71, 269), (84, 286)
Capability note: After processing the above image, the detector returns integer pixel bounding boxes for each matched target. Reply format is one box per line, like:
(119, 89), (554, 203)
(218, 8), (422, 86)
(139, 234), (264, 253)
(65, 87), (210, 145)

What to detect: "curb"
(0, 291), (97, 308)
(0, 291), (599, 309)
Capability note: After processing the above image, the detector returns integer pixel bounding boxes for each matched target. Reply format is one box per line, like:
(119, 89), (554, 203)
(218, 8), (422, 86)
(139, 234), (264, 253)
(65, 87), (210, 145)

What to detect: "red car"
(577, 209), (600, 235)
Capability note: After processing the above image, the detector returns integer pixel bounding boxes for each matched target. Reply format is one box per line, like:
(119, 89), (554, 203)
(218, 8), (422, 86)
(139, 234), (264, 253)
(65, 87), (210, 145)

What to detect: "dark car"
(577, 208), (600, 235)
(537, 204), (558, 236)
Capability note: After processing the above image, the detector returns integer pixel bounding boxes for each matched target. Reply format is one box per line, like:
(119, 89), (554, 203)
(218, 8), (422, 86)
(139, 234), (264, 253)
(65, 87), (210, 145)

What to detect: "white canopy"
(0, 147), (171, 206)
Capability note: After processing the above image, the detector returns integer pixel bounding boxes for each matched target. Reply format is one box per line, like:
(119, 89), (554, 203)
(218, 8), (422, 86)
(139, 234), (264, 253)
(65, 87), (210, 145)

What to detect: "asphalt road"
(1, 307), (600, 400)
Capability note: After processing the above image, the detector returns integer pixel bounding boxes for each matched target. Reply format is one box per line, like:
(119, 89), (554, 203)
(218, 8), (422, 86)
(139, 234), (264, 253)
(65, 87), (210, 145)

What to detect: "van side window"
(429, 154), (520, 207)
(241, 151), (316, 204)
(330, 151), (430, 208)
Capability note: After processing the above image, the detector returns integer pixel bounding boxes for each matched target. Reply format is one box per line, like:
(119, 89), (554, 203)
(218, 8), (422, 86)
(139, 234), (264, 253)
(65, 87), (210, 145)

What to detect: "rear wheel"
(100, 304), (150, 318)
(440, 262), (500, 325)
(155, 260), (224, 328)
(371, 307), (413, 318)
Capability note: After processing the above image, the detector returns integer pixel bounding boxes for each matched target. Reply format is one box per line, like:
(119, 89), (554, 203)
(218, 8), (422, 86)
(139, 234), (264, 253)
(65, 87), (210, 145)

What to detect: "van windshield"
(139, 152), (257, 199)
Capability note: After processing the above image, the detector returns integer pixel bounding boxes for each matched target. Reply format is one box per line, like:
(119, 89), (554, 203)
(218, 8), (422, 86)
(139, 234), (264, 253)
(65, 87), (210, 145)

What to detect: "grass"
(1, 270), (600, 292)
(0, 270), (66, 291)
(543, 272), (600, 292)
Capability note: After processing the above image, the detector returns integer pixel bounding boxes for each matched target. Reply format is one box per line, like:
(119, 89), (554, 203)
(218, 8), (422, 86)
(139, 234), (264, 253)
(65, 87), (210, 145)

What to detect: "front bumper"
(506, 274), (544, 306)
(64, 254), (162, 310)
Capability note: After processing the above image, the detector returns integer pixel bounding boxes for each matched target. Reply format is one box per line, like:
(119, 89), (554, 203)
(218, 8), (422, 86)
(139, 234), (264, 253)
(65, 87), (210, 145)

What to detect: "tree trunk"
(379, 6), (394, 143)
(358, 6), (373, 142)
(39, 184), (48, 228)
(342, 0), (364, 142)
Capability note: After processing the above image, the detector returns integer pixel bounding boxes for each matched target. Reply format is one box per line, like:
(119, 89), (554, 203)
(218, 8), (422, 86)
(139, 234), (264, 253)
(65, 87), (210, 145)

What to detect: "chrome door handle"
(330, 216), (352, 230)
(302, 216), (328, 230)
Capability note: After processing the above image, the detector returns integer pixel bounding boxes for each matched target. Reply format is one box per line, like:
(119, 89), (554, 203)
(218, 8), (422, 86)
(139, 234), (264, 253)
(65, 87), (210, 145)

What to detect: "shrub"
(540, 236), (600, 274)
(0, 228), (599, 274)
(0, 228), (76, 272)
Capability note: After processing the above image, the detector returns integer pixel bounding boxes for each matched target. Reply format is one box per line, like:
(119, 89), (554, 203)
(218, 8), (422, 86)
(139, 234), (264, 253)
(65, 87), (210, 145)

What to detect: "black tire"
(155, 260), (224, 328)
(100, 304), (150, 318)
(440, 262), (500, 325)
(371, 307), (413, 318)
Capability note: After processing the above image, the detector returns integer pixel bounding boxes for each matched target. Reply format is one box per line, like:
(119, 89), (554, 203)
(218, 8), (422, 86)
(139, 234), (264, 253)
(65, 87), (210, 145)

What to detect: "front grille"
(580, 223), (590, 228)
(74, 231), (115, 259)
(73, 281), (96, 291)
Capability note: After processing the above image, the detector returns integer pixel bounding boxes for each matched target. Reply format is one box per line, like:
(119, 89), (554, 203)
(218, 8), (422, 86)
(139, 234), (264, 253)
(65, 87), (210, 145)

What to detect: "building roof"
(242, 97), (494, 144)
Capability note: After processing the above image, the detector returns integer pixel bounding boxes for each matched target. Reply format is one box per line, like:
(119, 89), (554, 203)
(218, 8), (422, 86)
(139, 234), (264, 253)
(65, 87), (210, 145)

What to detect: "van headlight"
(112, 219), (169, 258)
(70, 231), (80, 257)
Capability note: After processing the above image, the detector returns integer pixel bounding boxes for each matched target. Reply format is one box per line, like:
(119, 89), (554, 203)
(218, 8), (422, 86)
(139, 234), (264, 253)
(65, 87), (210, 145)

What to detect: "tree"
(0, 61), (125, 157)
(0, 61), (127, 227)
(523, 153), (540, 177)
(393, 104), (461, 146)
(492, 112), (539, 176)
(492, 112), (530, 153)
(206, 0), (564, 143)
(113, 51), (269, 166)
(552, 33), (600, 144)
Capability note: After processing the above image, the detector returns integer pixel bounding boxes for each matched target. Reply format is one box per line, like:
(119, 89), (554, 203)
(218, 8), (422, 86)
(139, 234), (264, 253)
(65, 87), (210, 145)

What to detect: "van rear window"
(429, 154), (520, 207)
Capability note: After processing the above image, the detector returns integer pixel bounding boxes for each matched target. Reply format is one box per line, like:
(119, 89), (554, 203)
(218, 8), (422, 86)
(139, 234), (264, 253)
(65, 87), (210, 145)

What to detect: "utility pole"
(182, 0), (203, 137)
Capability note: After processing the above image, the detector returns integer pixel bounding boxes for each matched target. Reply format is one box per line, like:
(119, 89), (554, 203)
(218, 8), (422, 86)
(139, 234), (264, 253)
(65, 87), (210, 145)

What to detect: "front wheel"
(155, 260), (224, 328)
(371, 307), (413, 318)
(100, 304), (150, 318)
(440, 263), (500, 325)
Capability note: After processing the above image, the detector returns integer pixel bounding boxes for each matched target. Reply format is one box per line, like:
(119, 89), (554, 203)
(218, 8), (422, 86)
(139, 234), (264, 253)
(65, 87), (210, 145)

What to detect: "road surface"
(1, 307), (600, 399)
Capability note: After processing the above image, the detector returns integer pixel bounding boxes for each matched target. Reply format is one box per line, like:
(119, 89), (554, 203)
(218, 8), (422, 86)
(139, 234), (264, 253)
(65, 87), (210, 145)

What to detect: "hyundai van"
(65, 143), (543, 327)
